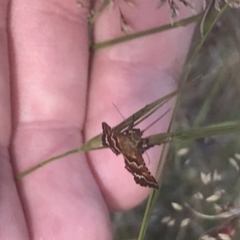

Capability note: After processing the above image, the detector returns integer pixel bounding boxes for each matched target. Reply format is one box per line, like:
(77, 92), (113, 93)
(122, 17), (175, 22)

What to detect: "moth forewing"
(102, 122), (121, 155)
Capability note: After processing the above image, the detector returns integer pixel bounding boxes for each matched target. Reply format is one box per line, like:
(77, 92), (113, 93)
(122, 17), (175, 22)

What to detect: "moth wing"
(124, 152), (158, 189)
(102, 122), (121, 155)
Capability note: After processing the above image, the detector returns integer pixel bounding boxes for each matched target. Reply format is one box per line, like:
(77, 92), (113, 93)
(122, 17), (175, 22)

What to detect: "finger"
(0, 1), (29, 239)
(10, 0), (111, 239)
(86, 2), (200, 210)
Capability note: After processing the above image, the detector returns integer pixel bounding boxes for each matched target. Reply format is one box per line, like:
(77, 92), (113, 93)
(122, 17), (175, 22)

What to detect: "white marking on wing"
(133, 172), (156, 185)
(110, 133), (121, 153)
(124, 157), (143, 169)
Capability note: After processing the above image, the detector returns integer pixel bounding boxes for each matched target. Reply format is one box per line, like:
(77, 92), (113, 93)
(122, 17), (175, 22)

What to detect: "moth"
(102, 122), (158, 189)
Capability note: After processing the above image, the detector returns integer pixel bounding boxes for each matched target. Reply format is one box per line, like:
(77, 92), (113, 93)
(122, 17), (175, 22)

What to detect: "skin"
(0, 0), (200, 239)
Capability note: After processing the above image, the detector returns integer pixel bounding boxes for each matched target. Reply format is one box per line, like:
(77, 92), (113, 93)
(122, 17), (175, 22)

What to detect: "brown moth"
(102, 122), (158, 189)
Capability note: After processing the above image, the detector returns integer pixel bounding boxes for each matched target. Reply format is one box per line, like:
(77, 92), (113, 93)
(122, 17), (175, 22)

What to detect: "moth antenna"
(112, 103), (170, 132)
(141, 108), (171, 134)
(111, 102), (135, 129)
(112, 102), (126, 120)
